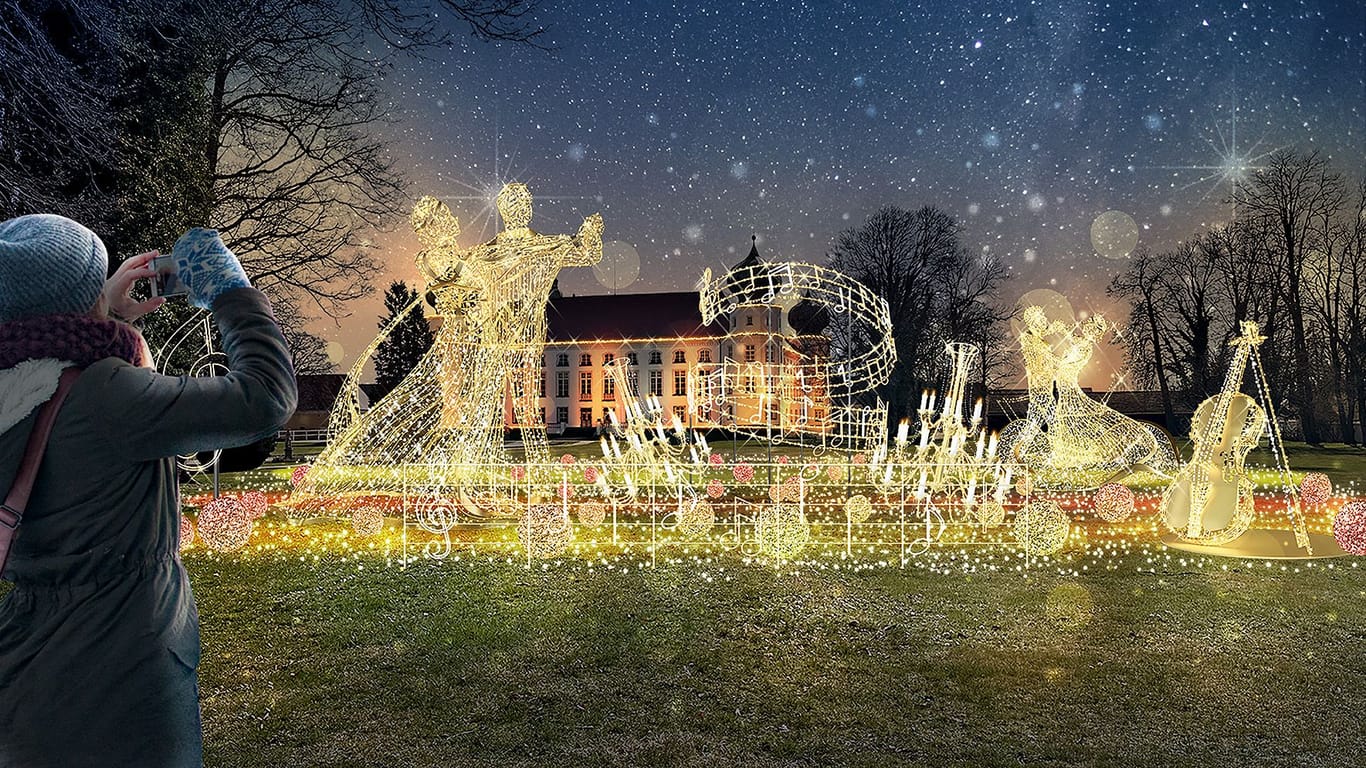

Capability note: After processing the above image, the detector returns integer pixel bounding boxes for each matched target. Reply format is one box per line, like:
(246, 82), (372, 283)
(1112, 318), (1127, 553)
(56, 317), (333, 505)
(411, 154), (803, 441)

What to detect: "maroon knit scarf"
(0, 314), (147, 370)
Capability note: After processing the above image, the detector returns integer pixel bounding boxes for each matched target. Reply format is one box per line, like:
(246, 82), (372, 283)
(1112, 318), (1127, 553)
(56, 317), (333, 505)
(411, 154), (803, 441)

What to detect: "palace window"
(673, 370), (687, 397)
(580, 408), (592, 427)
(672, 405), (686, 422)
(579, 371), (592, 400)
(556, 353), (569, 367)
(649, 369), (663, 396)
(555, 406), (568, 424)
(627, 352), (638, 365)
(555, 371), (569, 398)
(649, 350), (662, 365)
(603, 374), (615, 399)
(579, 353), (592, 367)
(698, 349), (712, 363)
(744, 345), (756, 363)
(604, 352), (615, 365)
(673, 349), (686, 363)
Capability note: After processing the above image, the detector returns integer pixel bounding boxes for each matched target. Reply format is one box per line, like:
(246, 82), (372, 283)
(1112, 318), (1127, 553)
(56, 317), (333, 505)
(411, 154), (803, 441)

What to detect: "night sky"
(317, 0), (1365, 383)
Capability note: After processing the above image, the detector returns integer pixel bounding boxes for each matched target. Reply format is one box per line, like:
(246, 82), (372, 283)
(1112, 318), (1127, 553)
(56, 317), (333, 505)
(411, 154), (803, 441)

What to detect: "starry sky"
(316, 0), (1365, 383)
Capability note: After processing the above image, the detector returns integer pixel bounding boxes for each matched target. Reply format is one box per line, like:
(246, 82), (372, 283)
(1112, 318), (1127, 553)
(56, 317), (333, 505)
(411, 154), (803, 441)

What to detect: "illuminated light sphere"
(290, 465), (310, 489)
(768, 483), (783, 502)
(675, 500), (716, 538)
(557, 480), (576, 500)
(1332, 501), (1366, 555)
(560, 453), (577, 465)
(238, 490), (269, 520)
(709, 453), (724, 467)
(511, 465), (527, 482)
(1014, 473), (1034, 497)
(852, 453), (867, 465)
(1300, 472), (1332, 506)
(352, 506), (384, 537)
(826, 464), (843, 481)
(780, 474), (803, 502)
(756, 504), (811, 558)
(197, 497), (252, 552)
(517, 504), (572, 559)
(1013, 500), (1069, 556)
(582, 465), (599, 484)
(733, 462), (755, 483)
(974, 499), (1006, 528)
(178, 514), (195, 552)
(705, 479), (725, 499)
(777, 455), (790, 465)
(844, 494), (873, 524)
(1093, 483), (1136, 523)
(577, 501), (607, 527)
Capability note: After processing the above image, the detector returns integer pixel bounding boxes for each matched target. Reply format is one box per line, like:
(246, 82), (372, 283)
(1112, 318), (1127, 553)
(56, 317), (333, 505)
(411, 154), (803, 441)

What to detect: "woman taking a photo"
(0, 215), (298, 767)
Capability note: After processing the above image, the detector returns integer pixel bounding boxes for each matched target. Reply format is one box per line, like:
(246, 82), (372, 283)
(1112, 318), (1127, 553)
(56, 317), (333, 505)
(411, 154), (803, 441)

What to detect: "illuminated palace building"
(508, 238), (832, 433)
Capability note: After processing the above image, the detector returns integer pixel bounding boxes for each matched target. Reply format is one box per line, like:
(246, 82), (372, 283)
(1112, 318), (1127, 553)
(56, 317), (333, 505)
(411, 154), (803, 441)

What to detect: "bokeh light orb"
(709, 453), (724, 467)
(352, 506), (384, 537)
(1093, 483), (1136, 522)
(705, 478), (725, 499)
(974, 499), (1006, 528)
(582, 465), (599, 483)
(1332, 501), (1366, 555)
(845, 494), (873, 524)
(674, 500), (715, 538)
(559, 454), (576, 465)
(1045, 583), (1094, 630)
(1014, 500), (1069, 556)
(577, 501), (607, 527)
(238, 490), (269, 520)
(1090, 210), (1139, 260)
(1300, 472), (1332, 506)
(592, 240), (641, 291)
(756, 504), (810, 558)
(197, 497), (252, 552)
(518, 504), (572, 559)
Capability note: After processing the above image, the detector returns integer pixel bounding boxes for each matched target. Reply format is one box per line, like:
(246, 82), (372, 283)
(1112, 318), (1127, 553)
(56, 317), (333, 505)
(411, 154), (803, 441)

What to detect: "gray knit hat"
(0, 214), (109, 322)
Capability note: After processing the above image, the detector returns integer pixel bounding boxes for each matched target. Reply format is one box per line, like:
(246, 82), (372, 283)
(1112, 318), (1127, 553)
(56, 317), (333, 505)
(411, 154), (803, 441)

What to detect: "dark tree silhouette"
(371, 281), (434, 404)
(827, 205), (1008, 430)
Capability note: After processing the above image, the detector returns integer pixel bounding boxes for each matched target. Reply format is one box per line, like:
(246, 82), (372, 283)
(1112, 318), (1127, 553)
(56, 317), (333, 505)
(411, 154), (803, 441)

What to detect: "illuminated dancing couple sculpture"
(297, 184), (603, 517)
(1001, 306), (1177, 488)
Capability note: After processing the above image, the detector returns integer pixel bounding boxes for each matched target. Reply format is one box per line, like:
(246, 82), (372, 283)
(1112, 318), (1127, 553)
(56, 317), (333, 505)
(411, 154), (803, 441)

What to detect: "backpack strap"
(0, 367), (82, 576)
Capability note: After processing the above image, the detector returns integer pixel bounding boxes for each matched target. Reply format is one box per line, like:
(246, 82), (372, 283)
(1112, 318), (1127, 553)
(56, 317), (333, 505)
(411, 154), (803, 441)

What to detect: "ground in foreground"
(191, 554), (1363, 767)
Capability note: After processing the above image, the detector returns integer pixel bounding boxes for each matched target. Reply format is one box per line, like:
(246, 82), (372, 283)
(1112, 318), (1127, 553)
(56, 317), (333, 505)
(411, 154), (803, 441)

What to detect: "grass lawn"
(188, 553), (1366, 767)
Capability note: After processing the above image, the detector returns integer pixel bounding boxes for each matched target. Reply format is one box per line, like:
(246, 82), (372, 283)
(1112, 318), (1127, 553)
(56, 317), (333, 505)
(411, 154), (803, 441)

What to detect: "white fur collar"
(0, 358), (73, 437)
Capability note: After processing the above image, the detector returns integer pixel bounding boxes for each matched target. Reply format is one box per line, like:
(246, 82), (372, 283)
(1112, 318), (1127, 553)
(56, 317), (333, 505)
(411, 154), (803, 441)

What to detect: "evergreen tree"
(372, 281), (434, 403)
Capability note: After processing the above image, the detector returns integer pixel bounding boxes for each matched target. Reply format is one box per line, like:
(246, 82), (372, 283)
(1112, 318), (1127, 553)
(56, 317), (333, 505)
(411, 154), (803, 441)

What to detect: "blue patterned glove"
(171, 227), (251, 310)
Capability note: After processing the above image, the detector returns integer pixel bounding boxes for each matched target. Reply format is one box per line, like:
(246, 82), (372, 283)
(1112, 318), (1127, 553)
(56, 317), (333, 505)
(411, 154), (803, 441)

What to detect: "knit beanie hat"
(0, 214), (109, 322)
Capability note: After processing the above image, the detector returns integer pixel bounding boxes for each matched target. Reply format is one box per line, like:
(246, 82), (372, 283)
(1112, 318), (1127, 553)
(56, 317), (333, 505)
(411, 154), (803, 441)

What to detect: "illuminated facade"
(509, 238), (835, 433)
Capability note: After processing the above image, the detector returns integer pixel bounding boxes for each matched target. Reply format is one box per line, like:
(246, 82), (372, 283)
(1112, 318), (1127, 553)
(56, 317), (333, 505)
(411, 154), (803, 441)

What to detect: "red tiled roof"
(546, 291), (729, 342)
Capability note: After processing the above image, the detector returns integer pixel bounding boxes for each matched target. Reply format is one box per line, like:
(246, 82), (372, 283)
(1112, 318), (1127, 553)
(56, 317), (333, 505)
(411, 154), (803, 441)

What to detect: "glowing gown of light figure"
(1002, 307), (1176, 486)
(296, 184), (602, 510)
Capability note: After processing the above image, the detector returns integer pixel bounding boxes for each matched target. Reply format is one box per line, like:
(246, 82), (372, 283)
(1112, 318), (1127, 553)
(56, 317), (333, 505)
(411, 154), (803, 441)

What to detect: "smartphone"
(151, 254), (189, 298)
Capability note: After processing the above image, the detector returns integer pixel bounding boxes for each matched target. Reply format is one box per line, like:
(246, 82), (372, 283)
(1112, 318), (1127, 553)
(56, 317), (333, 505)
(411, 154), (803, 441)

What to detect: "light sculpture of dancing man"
(294, 184), (602, 513)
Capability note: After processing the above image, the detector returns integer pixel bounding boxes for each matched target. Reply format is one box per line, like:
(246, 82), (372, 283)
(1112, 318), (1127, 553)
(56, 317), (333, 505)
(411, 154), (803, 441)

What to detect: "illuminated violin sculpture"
(1162, 321), (1308, 549)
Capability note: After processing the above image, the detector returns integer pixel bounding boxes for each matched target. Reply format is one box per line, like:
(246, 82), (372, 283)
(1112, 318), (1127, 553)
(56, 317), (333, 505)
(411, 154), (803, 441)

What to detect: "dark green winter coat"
(0, 288), (297, 767)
